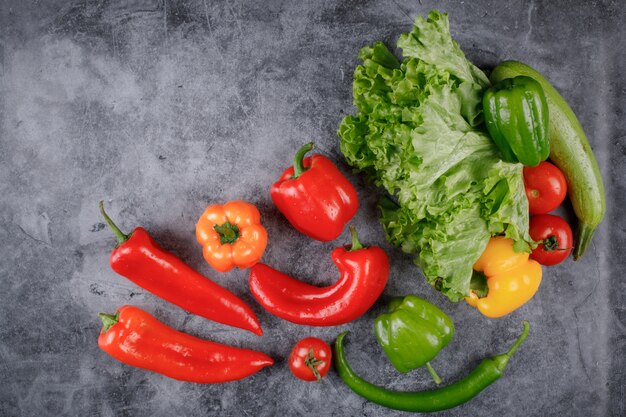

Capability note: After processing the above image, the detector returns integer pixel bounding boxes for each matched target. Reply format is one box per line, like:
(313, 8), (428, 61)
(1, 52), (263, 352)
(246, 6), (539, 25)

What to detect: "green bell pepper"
(482, 75), (550, 166)
(374, 295), (454, 384)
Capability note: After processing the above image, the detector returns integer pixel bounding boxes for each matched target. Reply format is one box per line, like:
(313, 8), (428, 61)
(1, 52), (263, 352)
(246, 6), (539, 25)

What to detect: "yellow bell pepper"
(466, 236), (542, 318)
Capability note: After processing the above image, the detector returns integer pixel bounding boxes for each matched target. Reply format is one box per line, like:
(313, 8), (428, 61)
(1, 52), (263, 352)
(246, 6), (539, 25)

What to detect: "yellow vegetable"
(467, 237), (542, 318)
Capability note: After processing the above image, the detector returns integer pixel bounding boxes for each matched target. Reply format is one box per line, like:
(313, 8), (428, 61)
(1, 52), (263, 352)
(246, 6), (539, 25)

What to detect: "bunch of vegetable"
(335, 320), (530, 412)
(96, 141), (370, 383)
(338, 10), (604, 311)
(98, 201), (263, 336)
(339, 11), (533, 303)
(490, 61), (605, 260)
(92, 7), (604, 414)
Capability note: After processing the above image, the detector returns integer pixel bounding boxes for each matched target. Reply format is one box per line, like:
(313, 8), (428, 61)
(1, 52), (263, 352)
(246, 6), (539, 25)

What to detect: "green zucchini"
(490, 61), (605, 260)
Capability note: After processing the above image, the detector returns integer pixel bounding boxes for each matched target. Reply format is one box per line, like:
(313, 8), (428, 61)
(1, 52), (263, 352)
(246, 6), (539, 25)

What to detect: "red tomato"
(529, 214), (573, 266)
(289, 337), (332, 382)
(523, 161), (568, 214)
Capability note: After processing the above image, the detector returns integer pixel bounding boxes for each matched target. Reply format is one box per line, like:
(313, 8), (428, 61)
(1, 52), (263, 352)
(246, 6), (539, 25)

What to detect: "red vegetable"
(98, 306), (273, 383)
(529, 214), (573, 266)
(271, 142), (358, 242)
(289, 337), (332, 382)
(249, 227), (389, 326)
(523, 161), (568, 214)
(99, 201), (262, 335)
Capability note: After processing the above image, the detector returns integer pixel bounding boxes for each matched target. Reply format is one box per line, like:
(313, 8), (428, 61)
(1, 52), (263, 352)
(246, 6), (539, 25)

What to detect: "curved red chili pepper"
(271, 143), (358, 242)
(248, 227), (389, 326)
(100, 202), (262, 335)
(98, 306), (274, 383)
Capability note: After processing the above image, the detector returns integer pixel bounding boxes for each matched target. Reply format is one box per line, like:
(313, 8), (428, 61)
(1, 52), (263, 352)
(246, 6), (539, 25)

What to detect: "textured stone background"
(1, 0), (624, 416)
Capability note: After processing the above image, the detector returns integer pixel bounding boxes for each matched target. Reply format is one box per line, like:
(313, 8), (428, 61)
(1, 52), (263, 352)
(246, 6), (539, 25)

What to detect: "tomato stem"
(541, 235), (571, 252)
(541, 235), (558, 251)
(304, 347), (323, 382)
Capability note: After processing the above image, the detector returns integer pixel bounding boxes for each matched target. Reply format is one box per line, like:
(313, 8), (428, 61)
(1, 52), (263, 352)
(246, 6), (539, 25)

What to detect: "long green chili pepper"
(334, 321), (530, 413)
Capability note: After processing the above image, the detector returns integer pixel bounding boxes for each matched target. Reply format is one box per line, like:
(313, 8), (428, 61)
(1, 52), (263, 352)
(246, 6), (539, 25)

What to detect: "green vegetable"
(334, 321), (530, 413)
(490, 61), (605, 259)
(374, 295), (454, 384)
(338, 11), (532, 301)
(482, 76), (550, 166)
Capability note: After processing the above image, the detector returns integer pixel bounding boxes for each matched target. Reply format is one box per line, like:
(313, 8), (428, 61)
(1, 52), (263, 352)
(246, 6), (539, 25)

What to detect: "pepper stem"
(304, 347), (323, 382)
(98, 312), (120, 334)
(213, 222), (240, 244)
(504, 320), (530, 359)
(493, 320), (531, 372)
(349, 226), (364, 251)
(292, 142), (315, 178)
(99, 201), (130, 246)
(425, 362), (442, 385)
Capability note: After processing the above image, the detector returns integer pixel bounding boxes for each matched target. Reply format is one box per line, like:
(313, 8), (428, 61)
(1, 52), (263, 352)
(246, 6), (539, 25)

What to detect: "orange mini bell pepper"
(466, 236), (542, 318)
(196, 200), (268, 272)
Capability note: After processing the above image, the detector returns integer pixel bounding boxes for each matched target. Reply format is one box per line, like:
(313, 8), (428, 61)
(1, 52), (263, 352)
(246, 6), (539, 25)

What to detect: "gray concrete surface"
(1, 0), (624, 416)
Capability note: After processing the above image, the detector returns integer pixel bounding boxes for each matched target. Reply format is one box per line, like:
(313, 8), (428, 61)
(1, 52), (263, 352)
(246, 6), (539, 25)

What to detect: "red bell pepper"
(270, 142), (358, 242)
(248, 227), (389, 326)
(99, 201), (262, 335)
(98, 306), (274, 383)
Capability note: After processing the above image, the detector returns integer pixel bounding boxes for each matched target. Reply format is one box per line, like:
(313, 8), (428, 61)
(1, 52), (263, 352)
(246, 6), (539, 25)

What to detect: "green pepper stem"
(98, 312), (119, 334)
(292, 142), (315, 178)
(505, 320), (530, 359)
(348, 226), (364, 251)
(213, 222), (240, 245)
(492, 320), (531, 373)
(99, 201), (130, 246)
(425, 362), (442, 385)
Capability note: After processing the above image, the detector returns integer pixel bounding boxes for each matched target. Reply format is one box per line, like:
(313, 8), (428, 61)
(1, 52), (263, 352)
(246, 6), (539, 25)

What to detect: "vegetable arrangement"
(490, 61), (606, 259)
(94, 8), (604, 414)
(339, 11), (532, 302)
(99, 201), (262, 335)
(334, 321), (530, 412)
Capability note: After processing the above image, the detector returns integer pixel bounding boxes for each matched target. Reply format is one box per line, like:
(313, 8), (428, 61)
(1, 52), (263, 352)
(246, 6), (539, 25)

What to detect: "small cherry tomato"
(289, 337), (331, 382)
(523, 161), (568, 214)
(529, 214), (573, 266)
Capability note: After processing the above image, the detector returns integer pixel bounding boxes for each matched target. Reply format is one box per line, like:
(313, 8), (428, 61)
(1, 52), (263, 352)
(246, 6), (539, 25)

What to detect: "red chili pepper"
(248, 227), (389, 326)
(99, 201), (262, 336)
(98, 305), (273, 383)
(270, 142), (358, 242)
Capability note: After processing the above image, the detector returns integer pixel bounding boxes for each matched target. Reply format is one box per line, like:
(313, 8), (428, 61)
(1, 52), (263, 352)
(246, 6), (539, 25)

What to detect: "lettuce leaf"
(338, 11), (531, 302)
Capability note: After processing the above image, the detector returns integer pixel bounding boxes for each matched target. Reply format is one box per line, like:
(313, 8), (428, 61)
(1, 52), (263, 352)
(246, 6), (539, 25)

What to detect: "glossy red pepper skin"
(248, 235), (389, 326)
(109, 227), (262, 335)
(98, 306), (274, 383)
(271, 146), (358, 242)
